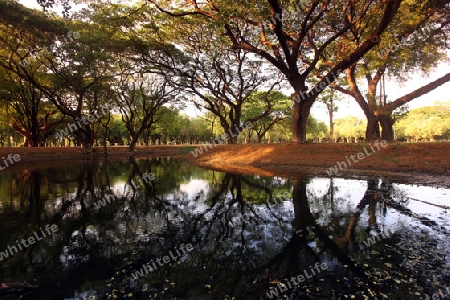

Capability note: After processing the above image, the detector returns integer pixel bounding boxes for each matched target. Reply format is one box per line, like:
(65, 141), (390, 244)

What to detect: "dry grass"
(185, 142), (450, 176)
(0, 143), (448, 178)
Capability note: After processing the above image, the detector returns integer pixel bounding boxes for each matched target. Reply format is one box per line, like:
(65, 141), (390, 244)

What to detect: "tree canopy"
(0, 0), (448, 148)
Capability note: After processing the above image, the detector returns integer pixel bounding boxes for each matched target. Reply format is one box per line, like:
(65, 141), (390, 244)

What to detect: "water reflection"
(0, 158), (448, 299)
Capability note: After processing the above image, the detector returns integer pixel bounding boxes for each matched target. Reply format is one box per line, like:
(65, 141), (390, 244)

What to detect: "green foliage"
(103, 115), (128, 145)
(266, 117), (292, 143)
(241, 91), (292, 142)
(395, 102), (450, 141)
(0, 0), (447, 146)
(306, 116), (329, 142)
(334, 117), (367, 142)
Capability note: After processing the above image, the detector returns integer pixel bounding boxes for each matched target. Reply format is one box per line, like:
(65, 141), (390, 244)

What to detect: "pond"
(0, 157), (449, 300)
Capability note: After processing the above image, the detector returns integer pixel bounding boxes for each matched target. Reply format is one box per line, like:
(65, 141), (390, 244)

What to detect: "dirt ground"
(184, 142), (450, 186)
(0, 146), (184, 170)
(0, 142), (448, 185)
(184, 142), (448, 172)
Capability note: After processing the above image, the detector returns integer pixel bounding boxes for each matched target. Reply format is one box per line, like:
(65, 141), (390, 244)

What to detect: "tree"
(115, 73), (178, 151)
(144, 37), (281, 143)
(267, 117), (292, 143)
(306, 116), (329, 142)
(0, 72), (64, 146)
(148, 0), (402, 142)
(150, 107), (185, 145)
(332, 0), (450, 141)
(183, 49), (280, 144)
(242, 91), (291, 143)
(317, 87), (341, 142)
(188, 117), (213, 144)
(0, 1), (121, 152)
(99, 115), (128, 146)
(395, 103), (450, 141)
(0, 1), (69, 146)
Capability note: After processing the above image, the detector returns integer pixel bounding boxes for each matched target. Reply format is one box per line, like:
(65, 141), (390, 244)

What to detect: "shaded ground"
(0, 146), (184, 170)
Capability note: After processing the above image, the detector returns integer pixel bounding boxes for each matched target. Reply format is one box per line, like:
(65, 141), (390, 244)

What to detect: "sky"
(184, 63), (450, 124)
(311, 63), (450, 124)
(19, 0), (450, 125)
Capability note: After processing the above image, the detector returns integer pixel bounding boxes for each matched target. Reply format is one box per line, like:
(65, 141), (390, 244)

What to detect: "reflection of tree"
(19, 170), (43, 225)
(1, 161), (448, 299)
(332, 179), (381, 249)
(329, 178), (445, 252)
(291, 177), (367, 275)
(300, 177), (450, 299)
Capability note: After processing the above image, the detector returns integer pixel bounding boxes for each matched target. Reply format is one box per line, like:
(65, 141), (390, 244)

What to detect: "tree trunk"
(77, 126), (94, 155)
(30, 130), (40, 147)
(257, 133), (263, 143)
(292, 100), (312, 143)
(329, 112), (334, 143)
(365, 114), (381, 141)
(81, 141), (93, 155)
(129, 139), (137, 152)
(128, 126), (146, 152)
(103, 135), (108, 155)
(227, 109), (242, 144)
(223, 122), (240, 144)
(29, 113), (40, 147)
(378, 114), (395, 141)
(228, 133), (238, 144)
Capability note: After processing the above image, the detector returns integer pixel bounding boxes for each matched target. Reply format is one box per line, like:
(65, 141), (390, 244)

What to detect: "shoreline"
(0, 143), (448, 186)
(184, 142), (450, 173)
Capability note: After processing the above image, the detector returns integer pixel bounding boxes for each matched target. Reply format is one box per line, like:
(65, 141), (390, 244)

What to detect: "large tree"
(178, 49), (281, 144)
(0, 1), (113, 151)
(136, 17), (282, 144)
(0, 1), (72, 146)
(147, 0), (401, 142)
(0, 1), (155, 152)
(332, 0), (450, 141)
(0, 74), (64, 146)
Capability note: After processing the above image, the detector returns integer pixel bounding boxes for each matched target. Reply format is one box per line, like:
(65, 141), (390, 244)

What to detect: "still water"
(0, 157), (449, 299)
